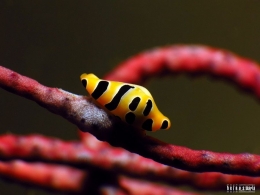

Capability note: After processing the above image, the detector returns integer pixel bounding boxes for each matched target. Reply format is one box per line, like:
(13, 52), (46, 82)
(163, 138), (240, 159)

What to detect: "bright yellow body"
(80, 73), (171, 131)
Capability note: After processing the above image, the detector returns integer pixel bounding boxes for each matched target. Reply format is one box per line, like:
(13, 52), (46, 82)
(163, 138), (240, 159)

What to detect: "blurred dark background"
(1, 1), (260, 194)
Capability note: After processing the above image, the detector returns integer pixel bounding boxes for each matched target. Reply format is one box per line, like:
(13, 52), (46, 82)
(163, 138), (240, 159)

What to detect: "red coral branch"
(0, 160), (202, 195)
(119, 176), (203, 195)
(0, 160), (86, 192)
(0, 133), (259, 191)
(105, 45), (260, 94)
(0, 66), (114, 135)
(99, 187), (128, 195)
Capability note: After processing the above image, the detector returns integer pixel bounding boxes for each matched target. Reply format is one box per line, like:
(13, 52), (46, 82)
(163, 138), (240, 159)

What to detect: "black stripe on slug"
(143, 99), (152, 116)
(129, 97), (141, 111)
(105, 85), (134, 111)
(125, 112), (135, 124)
(91, 81), (109, 99)
(161, 120), (168, 129)
(81, 79), (87, 88)
(142, 119), (153, 131)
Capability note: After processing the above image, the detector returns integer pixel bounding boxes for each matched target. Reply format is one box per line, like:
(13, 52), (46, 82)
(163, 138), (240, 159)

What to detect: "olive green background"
(1, 1), (260, 194)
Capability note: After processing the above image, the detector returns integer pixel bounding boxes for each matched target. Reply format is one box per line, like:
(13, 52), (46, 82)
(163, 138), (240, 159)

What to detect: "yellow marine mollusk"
(80, 73), (170, 131)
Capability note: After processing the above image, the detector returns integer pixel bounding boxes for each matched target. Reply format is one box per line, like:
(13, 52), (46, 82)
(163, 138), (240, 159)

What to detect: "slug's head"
(150, 115), (171, 131)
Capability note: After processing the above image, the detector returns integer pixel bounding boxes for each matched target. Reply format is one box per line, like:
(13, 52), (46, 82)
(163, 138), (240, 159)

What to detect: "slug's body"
(80, 73), (170, 131)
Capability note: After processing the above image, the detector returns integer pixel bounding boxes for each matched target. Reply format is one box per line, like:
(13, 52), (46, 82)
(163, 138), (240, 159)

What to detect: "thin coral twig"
(0, 65), (114, 137)
(119, 176), (203, 195)
(80, 133), (260, 190)
(1, 45), (260, 177)
(105, 45), (260, 93)
(0, 133), (259, 191)
(0, 160), (86, 192)
(100, 187), (128, 195)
